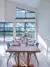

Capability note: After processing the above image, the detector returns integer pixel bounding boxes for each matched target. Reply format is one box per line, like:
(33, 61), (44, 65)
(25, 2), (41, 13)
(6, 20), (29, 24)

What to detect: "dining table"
(6, 45), (40, 67)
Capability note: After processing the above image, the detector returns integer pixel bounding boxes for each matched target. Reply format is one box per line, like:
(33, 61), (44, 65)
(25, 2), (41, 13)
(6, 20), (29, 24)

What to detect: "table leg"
(17, 52), (20, 66)
(27, 53), (34, 67)
(34, 53), (39, 67)
(27, 52), (29, 67)
(13, 52), (34, 67)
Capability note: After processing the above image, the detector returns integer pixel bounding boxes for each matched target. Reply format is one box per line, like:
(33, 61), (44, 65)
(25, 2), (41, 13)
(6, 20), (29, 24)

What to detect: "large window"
(16, 22), (36, 40)
(0, 8), (36, 42)
(0, 22), (13, 42)
(16, 8), (35, 19)
(16, 8), (36, 40)
(5, 23), (13, 42)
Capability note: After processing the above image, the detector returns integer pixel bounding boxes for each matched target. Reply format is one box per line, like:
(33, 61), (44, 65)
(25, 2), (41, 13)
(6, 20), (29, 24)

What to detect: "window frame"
(16, 7), (35, 19)
(16, 22), (36, 40)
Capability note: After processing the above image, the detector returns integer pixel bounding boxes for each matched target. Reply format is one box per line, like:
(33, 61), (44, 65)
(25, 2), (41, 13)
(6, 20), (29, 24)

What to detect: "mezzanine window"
(16, 8), (35, 19)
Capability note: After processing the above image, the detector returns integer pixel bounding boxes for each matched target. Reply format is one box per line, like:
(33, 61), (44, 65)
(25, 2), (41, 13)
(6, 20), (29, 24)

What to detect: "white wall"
(6, 0), (36, 22)
(37, 0), (50, 51)
(0, 0), (5, 21)
(0, 0), (37, 22)
(5, 0), (16, 22)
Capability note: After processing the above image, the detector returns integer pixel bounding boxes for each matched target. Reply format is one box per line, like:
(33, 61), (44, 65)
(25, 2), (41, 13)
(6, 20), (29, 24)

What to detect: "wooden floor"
(12, 64), (34, 67)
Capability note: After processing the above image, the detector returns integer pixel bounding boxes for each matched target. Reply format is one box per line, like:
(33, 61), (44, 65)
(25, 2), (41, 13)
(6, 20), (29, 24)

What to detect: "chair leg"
(34, 53), (39, 66)
(14, 55), (17, 64)
(7, 53), (12, 66)
(29, 53), (31, 63)
(20, 54), (27, 65)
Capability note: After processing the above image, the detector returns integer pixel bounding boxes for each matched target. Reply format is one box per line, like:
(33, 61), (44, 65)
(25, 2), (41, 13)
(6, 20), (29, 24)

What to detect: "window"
(16, 8), (35, 19)
(5, 22), (13, 42)
(16, 22), (36, 40)
(16, 7), (36, 40)
(16, 22), (25, 36)
(16, 8), (25, 18)
(0, 22), (13, 42)
(0, 7), (36, 42)
(26, 11), (35, 18)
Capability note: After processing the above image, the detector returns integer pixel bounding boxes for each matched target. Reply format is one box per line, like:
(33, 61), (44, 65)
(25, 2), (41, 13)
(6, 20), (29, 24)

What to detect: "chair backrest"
(13, 37), (21, 46)
(28, 41), (34, 46)
(7, 43), (10, 49)
(36, 42), (39, 47)
(27, 39), (39, 47)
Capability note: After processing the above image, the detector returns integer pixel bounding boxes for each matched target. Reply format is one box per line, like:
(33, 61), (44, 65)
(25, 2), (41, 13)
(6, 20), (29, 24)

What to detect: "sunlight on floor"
(38, 34), (50, 66)
(38, 34), (47, 49)
(0, 45), (5, 56)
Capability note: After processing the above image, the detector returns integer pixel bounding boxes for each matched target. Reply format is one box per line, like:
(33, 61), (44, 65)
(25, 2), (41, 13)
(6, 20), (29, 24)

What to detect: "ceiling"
(9, 0), (40, 8)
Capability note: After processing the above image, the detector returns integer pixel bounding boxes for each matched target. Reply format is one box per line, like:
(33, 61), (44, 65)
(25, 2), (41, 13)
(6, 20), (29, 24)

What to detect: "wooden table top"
(6, 45), (40, 53)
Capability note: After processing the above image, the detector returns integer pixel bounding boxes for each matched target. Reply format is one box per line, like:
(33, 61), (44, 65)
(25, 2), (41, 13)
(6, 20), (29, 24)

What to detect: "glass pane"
(5, 27), (13, 31)
(26, 28), (35, 32)
(16, 10), (25, 18)
(5, 23), (13, 27)
(0, 31), (4, 42)
(16, 27), (25, 32)
(0, 23), (4, 31)
(0, 23), (4, 27)
(27, 32), (36, 40)
(26, 12), (35, 18)
(16, 32), (24, 36)
(26, 22), (35, 27)
(16, 23), (25, 27)
(0, 27), (4, 31)
(5, 23), (13, 42)
(0, 32), (4, 36)
(5, 36), (13, 42)
(5, 23), (13, 31)
(5, 32), (13, 36)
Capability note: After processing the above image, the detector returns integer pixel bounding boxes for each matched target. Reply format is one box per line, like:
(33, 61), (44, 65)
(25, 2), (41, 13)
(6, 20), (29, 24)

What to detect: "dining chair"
(28, 41), (39, 66)
(7, 42), (18, 66)
(7, 42), (12, 65)
(34, 42), (39, 64)
(15, 37), (28, 66)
